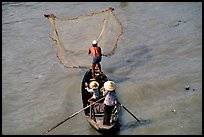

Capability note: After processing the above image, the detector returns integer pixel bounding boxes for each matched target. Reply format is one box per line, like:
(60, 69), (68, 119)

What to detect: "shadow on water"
(108, 74), (131, 84)
(104, 45), (153, 83)
(110, 45), (153, 71)
(116, 106), (152, 135)
(98, 106), (152, 135)
(97, 119), (152, 135)
(124, 45), (153, 68)
(120, 119), (152, 130)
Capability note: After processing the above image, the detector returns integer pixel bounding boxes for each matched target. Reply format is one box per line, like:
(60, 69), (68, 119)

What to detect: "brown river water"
(2, 2), (202, 135)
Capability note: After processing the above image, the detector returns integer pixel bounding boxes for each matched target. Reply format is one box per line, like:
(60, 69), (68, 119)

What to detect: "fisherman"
(85, 81), (100, 102)
(88, 40), (103, 80)
(103, 81), (117, 125)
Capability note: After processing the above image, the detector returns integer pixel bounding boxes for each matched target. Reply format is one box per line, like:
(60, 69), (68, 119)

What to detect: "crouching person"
(85, 81), (100, 103)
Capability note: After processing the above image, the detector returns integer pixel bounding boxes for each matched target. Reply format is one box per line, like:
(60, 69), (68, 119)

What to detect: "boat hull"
(81, 69), (120, 132)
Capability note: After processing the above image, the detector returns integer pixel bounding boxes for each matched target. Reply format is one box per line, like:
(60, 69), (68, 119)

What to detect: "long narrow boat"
(81, 69), (120, 133)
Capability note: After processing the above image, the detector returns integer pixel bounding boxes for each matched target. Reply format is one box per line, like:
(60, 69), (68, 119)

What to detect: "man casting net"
(44, 7), (122, 68)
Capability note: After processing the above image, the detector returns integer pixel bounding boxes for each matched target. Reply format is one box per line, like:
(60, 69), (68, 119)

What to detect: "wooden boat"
(81, 69), (120, 132)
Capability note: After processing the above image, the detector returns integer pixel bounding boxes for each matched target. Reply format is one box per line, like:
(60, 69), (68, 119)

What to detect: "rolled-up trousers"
(103, 104), (115, 125)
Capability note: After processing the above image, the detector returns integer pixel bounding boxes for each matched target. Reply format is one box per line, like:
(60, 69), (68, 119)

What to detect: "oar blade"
(117, 101), (141, 122)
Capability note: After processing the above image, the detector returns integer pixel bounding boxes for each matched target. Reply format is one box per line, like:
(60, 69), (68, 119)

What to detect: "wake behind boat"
(81, 69), (121, 132)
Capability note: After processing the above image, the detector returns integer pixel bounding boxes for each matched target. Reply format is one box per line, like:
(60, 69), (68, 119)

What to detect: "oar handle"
(117, 101), (141, 122)
(42, 96), (105, 135)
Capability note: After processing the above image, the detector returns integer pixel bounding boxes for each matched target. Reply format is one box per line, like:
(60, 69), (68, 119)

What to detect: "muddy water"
(2, 2), (202, 135)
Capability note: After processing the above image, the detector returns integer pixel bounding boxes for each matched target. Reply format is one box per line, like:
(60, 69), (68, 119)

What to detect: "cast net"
(44, 7), (122, 68)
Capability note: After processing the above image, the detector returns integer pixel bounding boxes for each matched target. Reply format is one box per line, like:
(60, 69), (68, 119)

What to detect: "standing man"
(103, 81), (117, 125)
(88, 40), (103, 80)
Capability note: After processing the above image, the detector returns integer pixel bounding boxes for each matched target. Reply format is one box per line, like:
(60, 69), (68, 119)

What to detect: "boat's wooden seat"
(94, 113), (104, 117)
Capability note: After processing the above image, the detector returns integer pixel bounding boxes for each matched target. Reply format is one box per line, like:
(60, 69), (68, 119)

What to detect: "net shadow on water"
(107, 74), (131, 84)
(122, 44), (153, 69)
(107, 44), (153, 74)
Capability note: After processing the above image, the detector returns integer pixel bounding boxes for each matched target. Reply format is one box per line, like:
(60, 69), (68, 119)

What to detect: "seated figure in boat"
(102, 81), (117, 125)
(85, 81), (100, 102)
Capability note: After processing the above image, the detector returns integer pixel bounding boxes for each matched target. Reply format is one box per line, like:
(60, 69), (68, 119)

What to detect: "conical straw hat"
(89, 81), (99, 89)
(104, 81), (116, 91)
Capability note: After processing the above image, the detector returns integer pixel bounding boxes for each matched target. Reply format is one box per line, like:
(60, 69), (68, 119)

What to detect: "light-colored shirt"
(103, 90), (117, 106)
(86, 87), (99, 99)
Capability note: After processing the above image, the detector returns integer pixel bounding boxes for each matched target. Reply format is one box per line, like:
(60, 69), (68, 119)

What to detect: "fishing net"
(44, 7), (122, 68)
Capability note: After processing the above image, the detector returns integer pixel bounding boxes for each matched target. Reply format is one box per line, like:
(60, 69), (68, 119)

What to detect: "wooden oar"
(42, 96), (105, 135)
(117, 101), (141, 123)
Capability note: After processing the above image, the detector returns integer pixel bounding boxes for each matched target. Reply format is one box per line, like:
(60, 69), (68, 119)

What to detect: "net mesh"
(44, 7), (122, 68)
